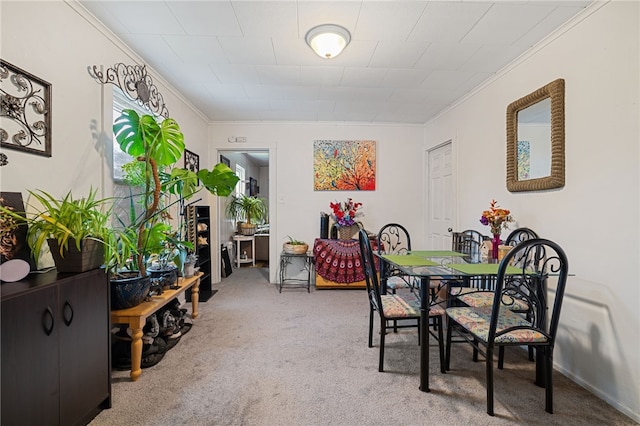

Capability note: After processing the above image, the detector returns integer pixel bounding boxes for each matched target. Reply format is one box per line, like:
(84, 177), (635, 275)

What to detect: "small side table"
(233, 235), (255, 268)
(279, 251), (313, 293)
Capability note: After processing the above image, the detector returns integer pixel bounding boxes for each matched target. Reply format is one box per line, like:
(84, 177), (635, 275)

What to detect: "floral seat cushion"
(380, 294), (419, 317)
(387, 275), (411, 290)
(457, 291), (529, 311)
(379, 293), (444, 318)
(446, 306), (547, 344)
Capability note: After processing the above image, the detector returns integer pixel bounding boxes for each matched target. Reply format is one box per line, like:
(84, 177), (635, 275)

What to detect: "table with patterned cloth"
(313, 238), (377, 289)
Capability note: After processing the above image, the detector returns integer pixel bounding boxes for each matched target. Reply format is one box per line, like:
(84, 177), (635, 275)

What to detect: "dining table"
(374, 250), (536, 393)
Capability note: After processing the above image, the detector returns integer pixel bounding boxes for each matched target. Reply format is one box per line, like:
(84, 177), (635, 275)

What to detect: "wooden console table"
(111, 273), (202, 381)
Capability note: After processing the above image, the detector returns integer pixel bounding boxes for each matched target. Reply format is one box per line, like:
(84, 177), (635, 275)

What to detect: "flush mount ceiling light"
(305, 24), (351, 59)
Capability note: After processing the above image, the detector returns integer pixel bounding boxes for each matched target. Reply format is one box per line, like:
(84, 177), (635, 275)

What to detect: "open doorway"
(217, 150), (271, 279)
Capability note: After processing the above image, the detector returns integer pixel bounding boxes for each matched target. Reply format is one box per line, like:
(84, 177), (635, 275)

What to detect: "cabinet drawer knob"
(42, 307), (54, 336)
(63, 301), (74, 326)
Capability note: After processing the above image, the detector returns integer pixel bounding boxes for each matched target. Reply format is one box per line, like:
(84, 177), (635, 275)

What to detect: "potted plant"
(107, 109), (239, 309)
(225, 193), (267, 235)
(283, 236), (308, 254)
(182, 253), (198, 278)
(0, 188), (112, 273)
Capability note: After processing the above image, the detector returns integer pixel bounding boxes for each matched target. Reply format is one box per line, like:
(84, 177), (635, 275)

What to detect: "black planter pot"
(110, 273), (152, 310)
(149, 266), (178, 290)
(48, 238), (104, 273)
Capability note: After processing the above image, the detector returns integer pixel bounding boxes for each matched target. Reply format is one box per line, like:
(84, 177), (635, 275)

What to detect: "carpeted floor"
(90, 266), (636, 426)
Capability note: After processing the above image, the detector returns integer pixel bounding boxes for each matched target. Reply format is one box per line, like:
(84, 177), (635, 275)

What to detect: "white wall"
(1, 1), (213, 266)
(209, 122), (424, 283)
(424, 1), (639, 420)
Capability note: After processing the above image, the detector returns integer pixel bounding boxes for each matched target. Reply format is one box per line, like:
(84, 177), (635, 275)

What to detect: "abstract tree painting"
(313, 140), (376, 191)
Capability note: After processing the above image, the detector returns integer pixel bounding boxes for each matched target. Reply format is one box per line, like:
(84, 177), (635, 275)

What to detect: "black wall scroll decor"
(0, 60), (52, 157)
(90, 63), (169, 118)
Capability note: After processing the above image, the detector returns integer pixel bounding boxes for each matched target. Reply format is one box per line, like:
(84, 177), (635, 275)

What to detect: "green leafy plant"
(0, 188), (112, 266)
(286, 235), (306, 245)
(109, 109), (239, 277)
(225, 193), (267, 226)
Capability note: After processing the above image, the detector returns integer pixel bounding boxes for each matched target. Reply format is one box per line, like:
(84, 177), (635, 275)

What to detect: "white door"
(426, 142), (455, 249)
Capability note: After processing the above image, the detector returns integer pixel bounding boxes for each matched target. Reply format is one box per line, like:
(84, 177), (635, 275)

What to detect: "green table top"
(408, 250), (466, 257)
(381, 254), (438, 266)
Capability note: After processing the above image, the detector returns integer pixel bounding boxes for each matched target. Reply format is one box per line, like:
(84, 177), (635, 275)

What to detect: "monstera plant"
(107, 109), (239, 308)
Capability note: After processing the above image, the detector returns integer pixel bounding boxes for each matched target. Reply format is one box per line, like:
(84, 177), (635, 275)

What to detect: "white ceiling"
(79, 0), (591, 125)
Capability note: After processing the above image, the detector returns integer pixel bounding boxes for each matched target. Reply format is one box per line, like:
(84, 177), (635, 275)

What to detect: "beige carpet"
(91, 266), (636, 426)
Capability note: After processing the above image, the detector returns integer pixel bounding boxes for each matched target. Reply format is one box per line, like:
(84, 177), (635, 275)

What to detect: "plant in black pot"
(0, 188), (112, 273)
(106, 109), (239, 310)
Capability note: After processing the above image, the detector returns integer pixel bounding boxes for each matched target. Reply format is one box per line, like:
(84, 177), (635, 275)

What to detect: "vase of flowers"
(479, 199), (513, 259)
(329, 198), (363, 240)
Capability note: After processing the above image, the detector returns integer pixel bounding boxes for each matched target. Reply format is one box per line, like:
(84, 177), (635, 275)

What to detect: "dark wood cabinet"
(186, 205), (213, 302)
(1, 268), (111, 425)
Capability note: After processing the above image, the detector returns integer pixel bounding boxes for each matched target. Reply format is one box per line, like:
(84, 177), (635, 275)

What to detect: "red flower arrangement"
(329, 198), (363, 227)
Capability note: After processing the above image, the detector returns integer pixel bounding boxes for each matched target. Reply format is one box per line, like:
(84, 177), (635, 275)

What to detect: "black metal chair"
(377, 223), (415, 294)
(457, 227), (540, 365)
(447, 229), (491, 298)
(505, 227), (539, 246)
(445, 238), (569, 416)
(451, 229), (488, 261)
(358, 229), (446, 373)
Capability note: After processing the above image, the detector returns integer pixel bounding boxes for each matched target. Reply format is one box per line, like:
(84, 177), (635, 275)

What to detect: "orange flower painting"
(313, 140), (376, 191)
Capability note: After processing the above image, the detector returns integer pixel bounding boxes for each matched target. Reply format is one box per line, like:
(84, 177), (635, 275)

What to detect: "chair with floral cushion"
(454, 228), (539, 311)
(445, 238), (569, 416)
(358, 229), (446, 373)
(376, 223), (416, 294)
(456, 227), (540, 366)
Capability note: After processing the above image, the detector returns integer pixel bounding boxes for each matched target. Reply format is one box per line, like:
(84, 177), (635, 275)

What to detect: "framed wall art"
(220, 155), (230, 167)
(249, 177), (258, 196)
(0, 60), (52, 157)
(313, 140), (376, 191)
(184, 149), (199, 174)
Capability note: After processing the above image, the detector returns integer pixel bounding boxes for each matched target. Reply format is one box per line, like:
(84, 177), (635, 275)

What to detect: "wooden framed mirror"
(506, 78), (565, 192)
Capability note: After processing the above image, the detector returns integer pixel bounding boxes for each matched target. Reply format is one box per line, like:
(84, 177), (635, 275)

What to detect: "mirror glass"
(506, 79), (565, 192)
(517, 98), (551, 180)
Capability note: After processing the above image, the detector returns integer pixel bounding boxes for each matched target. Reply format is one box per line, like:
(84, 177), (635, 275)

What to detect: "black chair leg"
(368, 310), (374, 348)
(445, 319), (453, 371)
(545, 349), (554, 414)
(528, 345), (535, 362)
(498, 346), (505, 370)
(486, 347), (495, 416)
(379, 322), (386, 372)
(473, 340), (479, 362)
(437, 316), (445, 373)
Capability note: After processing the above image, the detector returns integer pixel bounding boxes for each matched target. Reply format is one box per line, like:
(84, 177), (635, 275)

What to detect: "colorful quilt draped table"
(313, 238), (377, 284)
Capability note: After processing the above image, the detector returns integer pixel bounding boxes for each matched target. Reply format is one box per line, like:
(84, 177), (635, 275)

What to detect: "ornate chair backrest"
(358, 229), (383, 313)
(377, 223), (411, 255)
(490, 238), (569, 346)
(504, 228), (540, 269)
(452, 229), (487, 261)
(504, 227), (539, 246)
